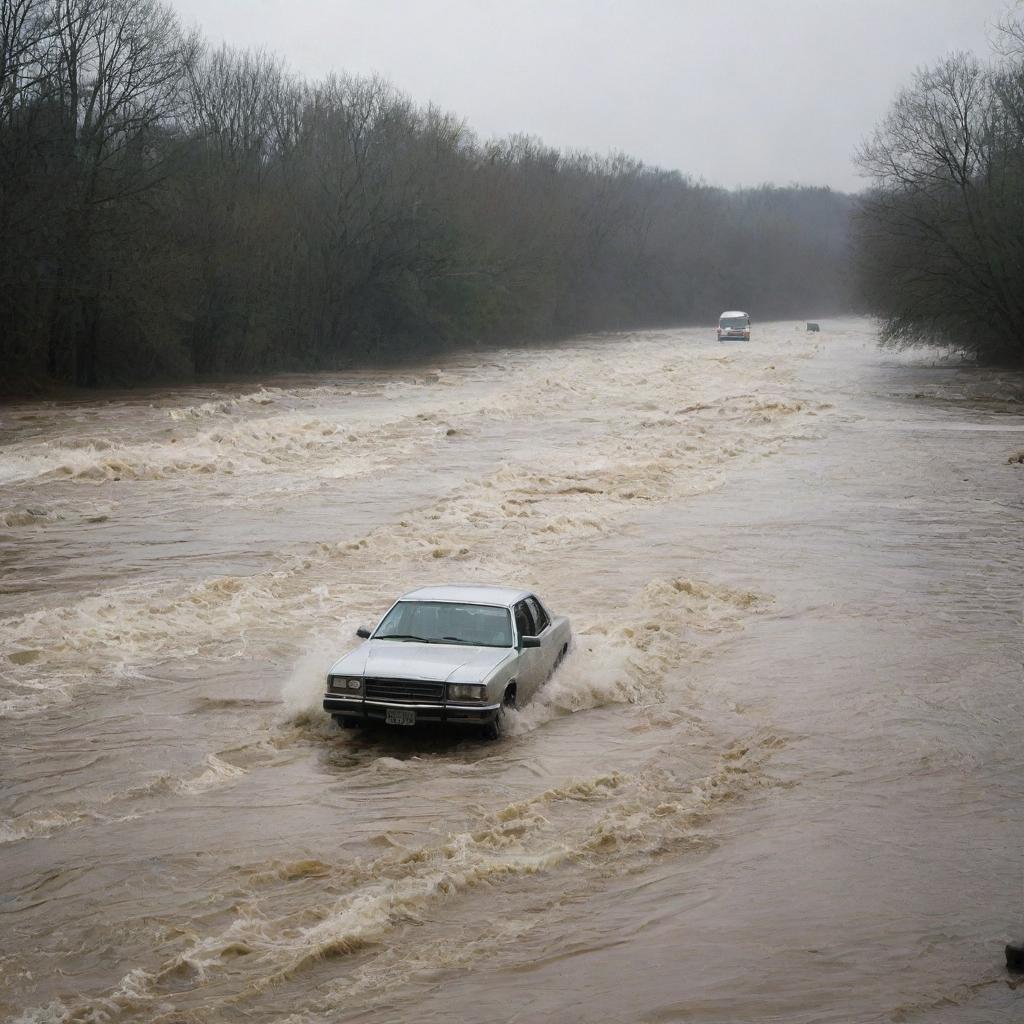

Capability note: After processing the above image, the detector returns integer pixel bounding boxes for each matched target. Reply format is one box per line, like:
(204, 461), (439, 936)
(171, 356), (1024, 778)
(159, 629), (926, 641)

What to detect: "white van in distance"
(718, 311), (751, 341)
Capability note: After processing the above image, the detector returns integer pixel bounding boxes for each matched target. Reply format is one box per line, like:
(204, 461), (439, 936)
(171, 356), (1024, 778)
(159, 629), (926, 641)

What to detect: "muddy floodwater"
(1, 319), (1022, 1023)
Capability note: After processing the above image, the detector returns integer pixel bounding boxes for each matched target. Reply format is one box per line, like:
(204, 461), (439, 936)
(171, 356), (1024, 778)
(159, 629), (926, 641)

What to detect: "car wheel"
(335, 716), (360, 730)
(482, 686), (515, 741)
(481, 705), (505, 741)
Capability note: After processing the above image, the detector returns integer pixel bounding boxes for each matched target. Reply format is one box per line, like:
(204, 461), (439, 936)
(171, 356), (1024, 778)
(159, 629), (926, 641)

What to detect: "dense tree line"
(1, 0), (853, 390)
(856, 14), (1024, 365)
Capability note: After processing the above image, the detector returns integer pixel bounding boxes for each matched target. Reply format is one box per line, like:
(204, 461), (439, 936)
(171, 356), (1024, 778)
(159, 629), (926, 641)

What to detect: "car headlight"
(330, 676), (362, 693)
(447, 683), (486, 702)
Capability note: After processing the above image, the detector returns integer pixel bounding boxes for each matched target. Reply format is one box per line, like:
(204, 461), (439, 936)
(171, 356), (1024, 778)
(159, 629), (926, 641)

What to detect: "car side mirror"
(356, 627), (371, 639)
(521, 635), (542, 648)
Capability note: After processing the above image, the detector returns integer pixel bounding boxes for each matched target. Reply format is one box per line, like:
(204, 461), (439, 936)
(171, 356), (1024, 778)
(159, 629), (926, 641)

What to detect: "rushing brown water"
(1, 319), (1021, 1024)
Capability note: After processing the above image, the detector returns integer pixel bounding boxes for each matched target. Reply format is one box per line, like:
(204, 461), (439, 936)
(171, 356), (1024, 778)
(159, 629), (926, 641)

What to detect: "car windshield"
(374, 601), (514, 647)
(720, 316), (748, 329)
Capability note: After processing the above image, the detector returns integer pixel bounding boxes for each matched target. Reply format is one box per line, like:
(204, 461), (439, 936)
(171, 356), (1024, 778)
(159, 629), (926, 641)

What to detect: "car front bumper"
(323, 693), (502, 726)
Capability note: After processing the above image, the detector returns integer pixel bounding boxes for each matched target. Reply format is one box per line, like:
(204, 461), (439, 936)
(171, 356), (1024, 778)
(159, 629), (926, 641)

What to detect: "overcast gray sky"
(172, 0), (1012, 193)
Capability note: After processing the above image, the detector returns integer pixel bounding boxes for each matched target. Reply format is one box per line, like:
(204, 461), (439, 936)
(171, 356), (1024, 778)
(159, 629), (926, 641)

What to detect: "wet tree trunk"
(75, 296), (99, 388)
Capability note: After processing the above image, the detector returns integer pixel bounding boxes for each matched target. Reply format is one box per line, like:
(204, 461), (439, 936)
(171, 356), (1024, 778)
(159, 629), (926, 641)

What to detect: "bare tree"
(37, 0), (197, 383)
(856, 33), (1024, 364)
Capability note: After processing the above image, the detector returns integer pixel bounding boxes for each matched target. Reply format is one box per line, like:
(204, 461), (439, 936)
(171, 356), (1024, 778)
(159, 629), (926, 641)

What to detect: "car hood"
(330, 641), (514, 683)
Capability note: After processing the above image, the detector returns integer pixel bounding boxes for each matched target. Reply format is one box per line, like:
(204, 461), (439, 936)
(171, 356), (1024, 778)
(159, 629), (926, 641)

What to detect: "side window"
(526, 596), (549, 633)
(514, 601), (537, 640)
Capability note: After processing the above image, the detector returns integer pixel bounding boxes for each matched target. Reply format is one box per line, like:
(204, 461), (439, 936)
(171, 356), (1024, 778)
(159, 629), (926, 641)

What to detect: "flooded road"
(1, 319), (1021, 1023)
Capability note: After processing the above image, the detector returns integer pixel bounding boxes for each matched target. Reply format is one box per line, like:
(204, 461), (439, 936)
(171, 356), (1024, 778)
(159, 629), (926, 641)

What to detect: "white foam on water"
(508, 577), (768, 735)
(1, 346), (819, 720)
(280, 631), (363, 723)
(0, 751), (251, 846)
(174, 754), (248, 796)
(29, 729), (784, 1019)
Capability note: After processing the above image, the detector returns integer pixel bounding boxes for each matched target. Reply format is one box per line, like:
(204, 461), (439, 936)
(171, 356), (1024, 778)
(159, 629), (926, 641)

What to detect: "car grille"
(364, 678), (445, 705)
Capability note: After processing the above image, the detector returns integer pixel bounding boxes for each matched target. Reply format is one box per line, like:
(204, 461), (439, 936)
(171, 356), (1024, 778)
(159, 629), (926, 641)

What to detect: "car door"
(525, 595), (558, 680)
(512, 599), (542, 700)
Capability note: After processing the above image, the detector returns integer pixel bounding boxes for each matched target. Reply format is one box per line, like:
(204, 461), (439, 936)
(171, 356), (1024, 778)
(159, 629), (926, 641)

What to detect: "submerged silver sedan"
(323, 585), (571, 738)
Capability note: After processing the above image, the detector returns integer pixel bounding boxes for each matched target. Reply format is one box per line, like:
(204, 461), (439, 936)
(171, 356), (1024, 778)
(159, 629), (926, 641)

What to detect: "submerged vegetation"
(856, 13), (1024, 366)
(0, 0), (852, 390)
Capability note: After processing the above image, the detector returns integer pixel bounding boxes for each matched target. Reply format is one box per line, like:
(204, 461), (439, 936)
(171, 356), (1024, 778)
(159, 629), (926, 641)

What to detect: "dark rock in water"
(1007, 942), (1024, 971)
(806, 322), (820, 332)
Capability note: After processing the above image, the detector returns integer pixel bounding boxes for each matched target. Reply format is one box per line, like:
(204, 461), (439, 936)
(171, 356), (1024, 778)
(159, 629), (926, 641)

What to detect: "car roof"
(719, 310), (748, 318)
(399, 584), (532, 608)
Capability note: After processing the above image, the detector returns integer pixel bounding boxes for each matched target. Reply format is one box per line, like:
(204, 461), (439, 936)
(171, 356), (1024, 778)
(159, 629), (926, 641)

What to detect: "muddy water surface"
(1, 320), (1021, 1023)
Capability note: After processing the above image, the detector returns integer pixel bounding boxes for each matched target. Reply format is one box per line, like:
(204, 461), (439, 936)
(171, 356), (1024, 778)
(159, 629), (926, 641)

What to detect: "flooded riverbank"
(1, 319), (1021, 1023)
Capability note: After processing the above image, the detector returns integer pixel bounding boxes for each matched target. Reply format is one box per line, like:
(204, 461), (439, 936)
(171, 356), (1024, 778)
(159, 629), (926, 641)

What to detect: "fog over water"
(171, 0), (1010, 190)
(1, 320), (1021, 1022)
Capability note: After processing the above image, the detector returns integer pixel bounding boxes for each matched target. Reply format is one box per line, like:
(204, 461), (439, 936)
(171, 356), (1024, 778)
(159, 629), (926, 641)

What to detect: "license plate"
(385, 708), (416, 726)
